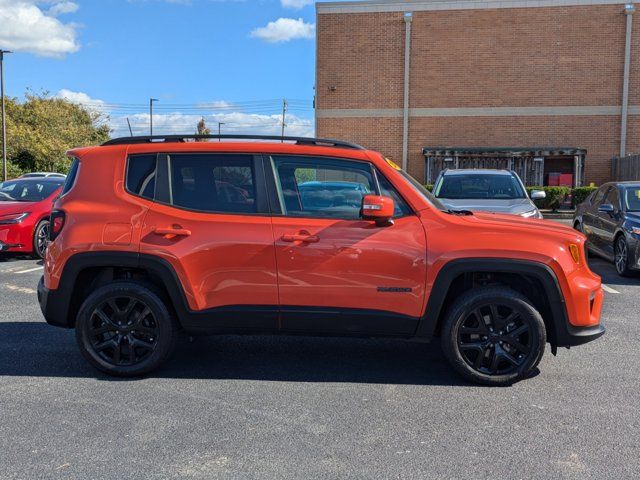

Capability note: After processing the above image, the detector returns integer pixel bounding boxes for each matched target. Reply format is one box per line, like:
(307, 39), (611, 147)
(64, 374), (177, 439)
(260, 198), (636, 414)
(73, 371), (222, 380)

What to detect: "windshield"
(624, 187), (640, 212)
(434, 173), (526, 200)
(0, 180), (62, 202)
(398, 170), (447, 211)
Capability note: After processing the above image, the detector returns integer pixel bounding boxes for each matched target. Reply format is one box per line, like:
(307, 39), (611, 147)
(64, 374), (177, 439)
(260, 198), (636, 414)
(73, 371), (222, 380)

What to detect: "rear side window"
(167, 154), (257, 214)
(126, 154), (157, 200)
(60, 158), (79, 196)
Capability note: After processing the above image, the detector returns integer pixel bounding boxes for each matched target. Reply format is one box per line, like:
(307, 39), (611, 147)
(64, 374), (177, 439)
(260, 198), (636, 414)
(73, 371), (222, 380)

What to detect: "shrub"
(526, 186), (571, 211)
(424, 184), (434, 192)
(572, 186), (598, 207)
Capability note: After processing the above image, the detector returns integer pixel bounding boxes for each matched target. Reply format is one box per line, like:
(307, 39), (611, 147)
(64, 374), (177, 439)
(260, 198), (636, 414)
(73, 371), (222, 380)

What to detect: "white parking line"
(13, 266), (43, 274)
(602, 284), (620, 294)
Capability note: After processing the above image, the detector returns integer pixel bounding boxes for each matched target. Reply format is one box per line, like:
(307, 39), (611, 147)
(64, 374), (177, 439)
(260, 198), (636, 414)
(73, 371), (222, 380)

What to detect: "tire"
(32, 220), (49, 259)
(614, 235), (633, 277)
(75, 281), (178, 377)
(440, 287), (546, 386)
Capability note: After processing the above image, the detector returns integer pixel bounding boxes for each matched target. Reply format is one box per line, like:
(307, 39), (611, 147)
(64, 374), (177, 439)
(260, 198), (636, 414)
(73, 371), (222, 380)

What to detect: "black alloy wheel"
(76, 281), (178, 376)
(456, 303), (532, 376)
(87, 297), (159, 367)
(441, 287), (546, 386)
(33, 220), (49, 259)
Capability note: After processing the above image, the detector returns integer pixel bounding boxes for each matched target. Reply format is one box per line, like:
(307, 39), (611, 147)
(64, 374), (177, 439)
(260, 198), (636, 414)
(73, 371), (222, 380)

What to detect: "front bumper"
(554, 322), (605, 347)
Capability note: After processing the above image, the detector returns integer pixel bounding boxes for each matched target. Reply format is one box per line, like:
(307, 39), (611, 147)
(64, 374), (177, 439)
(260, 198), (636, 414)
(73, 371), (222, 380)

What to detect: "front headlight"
(0, 212), (31, 225)
(520, 209), (539, 218)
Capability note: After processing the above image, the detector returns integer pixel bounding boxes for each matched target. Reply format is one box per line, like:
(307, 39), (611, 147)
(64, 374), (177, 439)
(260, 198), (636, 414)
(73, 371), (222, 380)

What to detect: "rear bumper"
(38, 276), (73, 328)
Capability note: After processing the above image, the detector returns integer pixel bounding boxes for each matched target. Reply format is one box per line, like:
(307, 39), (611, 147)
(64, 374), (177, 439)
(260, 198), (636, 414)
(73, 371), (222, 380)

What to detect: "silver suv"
(432, 169), (545, 218)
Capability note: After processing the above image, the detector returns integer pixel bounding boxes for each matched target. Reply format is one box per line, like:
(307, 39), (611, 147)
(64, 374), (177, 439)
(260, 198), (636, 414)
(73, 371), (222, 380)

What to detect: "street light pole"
(217, 122), (225, 141)
(1, 50), (11, 182)
(149, 98), (158, 136)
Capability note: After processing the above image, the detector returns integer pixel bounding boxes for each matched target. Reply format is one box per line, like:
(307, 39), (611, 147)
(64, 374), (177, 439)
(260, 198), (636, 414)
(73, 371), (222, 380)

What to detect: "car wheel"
(75, 281), (178, 377)
(440, 287), (546, 386)
(33, 220), (49, 259)
(614, 236), (633, 277)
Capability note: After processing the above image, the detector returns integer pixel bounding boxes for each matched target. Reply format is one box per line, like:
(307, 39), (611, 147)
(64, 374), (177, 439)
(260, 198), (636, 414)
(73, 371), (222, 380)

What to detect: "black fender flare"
(415, 258), (569, 346)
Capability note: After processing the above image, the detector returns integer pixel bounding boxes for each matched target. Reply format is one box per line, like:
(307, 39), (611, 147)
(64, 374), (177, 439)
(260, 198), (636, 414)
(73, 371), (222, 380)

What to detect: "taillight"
(49, 210), (66, 241)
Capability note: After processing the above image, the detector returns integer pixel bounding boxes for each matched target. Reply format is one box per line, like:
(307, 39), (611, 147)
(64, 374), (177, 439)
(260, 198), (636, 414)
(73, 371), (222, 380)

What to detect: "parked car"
(432, 169), (546, 218)
(573, 181), (640, 276)
(38, 135), (604, 385)
(19, 172), (66, 179)
(0, 177), (65, 258)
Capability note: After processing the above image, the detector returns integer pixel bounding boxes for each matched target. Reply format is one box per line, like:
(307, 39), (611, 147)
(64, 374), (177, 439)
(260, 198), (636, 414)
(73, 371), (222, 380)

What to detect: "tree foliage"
(1, 91), (110, 178)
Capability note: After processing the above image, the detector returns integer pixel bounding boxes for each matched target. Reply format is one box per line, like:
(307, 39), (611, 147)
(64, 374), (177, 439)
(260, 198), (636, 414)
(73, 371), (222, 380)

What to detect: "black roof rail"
(101, 134), (365, 150)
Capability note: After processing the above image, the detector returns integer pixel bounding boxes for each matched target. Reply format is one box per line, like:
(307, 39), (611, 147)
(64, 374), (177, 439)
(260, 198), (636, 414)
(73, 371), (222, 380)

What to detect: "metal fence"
(612, 155), (640, 181)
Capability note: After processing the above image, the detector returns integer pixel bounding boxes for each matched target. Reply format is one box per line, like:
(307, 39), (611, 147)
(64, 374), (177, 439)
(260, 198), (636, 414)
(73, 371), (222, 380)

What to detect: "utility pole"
(218, 122), (225, 141)
(126, 117), (133, 136)
(281, 99), (288, 141)
(149, 98), (158, 136)
(0, 50), (11, 182)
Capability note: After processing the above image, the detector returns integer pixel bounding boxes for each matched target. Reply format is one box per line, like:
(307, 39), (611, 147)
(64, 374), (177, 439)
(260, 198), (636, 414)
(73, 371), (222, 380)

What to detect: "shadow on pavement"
(587, 257), (640, 287)
(0, 322), (471, 386)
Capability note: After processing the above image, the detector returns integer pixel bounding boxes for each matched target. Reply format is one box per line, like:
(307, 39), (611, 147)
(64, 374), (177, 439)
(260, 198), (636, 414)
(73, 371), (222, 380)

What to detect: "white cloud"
(251, 17), (315, 43)
(48, 1), (79, 15)
(281, 0), (313, 9)
(196, 100), (234, 109)
(56, 89), (106, 107)
(0, 0), (80, 57)
(110, 111), (314, 138)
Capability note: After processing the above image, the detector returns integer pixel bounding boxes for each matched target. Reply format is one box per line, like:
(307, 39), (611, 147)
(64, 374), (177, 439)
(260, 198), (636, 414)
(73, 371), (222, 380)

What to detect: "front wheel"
(440, 287), (546, 386)
(75, 281), (178, 377)
(615, 236), (633, 277)
(33, 220), (49, 259)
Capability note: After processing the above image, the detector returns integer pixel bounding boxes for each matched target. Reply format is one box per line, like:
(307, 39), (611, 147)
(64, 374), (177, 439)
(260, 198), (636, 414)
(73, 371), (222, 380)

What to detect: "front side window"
(624, 187), (640, 212)
(168, 154), (256, 214)
(434, 173), (526, 200)
(271, 156), (375, 219)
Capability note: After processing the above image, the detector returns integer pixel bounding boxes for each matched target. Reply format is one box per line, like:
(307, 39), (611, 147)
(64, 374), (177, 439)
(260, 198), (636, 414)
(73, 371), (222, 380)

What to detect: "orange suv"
(37, 135), (604, 385)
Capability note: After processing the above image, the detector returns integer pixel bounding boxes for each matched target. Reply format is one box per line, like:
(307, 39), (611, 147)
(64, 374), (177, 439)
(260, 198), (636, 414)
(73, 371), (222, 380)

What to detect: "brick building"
(315, 0), (640, 186)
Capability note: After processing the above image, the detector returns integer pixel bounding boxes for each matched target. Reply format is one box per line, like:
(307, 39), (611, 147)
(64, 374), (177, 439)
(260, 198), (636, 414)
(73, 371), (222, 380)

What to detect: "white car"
(19, 172), (67, 179)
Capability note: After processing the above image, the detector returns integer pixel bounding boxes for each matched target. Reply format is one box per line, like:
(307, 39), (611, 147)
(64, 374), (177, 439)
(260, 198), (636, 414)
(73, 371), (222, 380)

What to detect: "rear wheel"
(615, 236), (633, 277)
(33, 220), (49, 259)
(440, 287), (546, 386)
(75, 281), (178, 377)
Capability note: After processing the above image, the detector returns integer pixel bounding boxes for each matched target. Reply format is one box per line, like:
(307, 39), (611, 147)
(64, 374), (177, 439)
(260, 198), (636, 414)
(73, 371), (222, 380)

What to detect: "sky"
(0, 0), (320, 137)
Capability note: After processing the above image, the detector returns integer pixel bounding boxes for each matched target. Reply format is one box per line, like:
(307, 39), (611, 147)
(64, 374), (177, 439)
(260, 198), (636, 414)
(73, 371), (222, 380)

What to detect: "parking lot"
(0, 250), (639, 479)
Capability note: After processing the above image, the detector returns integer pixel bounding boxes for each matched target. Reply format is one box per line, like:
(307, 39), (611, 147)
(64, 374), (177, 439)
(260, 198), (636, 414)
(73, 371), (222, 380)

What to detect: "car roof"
(442, 169), (513, 176)
(4, 177), (64, 184)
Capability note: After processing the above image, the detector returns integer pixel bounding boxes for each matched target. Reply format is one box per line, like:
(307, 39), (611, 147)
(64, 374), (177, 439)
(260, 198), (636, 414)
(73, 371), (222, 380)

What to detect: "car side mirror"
(598, 203), (615, 215)
(362, 195), (394, 226)
(530, 190), (546, 200)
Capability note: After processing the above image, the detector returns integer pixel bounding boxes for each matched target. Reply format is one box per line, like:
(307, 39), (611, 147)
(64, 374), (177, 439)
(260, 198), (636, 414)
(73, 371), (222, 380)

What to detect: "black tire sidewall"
(75, 282), (176, 377)
(441, 288), (546, 386)
(33, 220), (49, 259)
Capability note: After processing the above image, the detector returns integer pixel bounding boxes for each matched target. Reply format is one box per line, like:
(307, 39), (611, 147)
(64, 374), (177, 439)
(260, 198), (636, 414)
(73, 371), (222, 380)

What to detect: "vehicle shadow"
(0, 321), (476, 386)
(587, 257), (640, 286)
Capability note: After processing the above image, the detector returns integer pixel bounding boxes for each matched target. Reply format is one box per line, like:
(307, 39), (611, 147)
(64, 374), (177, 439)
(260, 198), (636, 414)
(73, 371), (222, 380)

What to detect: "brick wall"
(316, 3), (639, 185)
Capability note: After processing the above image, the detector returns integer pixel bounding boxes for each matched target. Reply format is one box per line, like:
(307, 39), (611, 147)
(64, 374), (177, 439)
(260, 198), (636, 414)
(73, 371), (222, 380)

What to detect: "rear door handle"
(281, 232), (319, 243)
(153, 227), (192, 237)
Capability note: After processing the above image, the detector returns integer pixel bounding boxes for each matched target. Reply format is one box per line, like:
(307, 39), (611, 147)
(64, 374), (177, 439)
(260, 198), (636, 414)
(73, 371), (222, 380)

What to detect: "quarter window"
(167, 154), (256, 214)
(271, 156), (375, 219)
(126, 154), (157, 200)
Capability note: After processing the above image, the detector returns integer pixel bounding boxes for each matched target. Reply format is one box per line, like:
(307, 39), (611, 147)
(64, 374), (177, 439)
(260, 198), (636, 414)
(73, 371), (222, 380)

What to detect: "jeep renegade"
(38, 135), (605, 385)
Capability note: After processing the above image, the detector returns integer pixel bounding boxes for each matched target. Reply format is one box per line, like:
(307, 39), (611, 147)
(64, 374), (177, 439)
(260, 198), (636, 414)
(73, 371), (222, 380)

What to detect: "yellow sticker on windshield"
(636, 190), (640, 199)
(385, 158), (402, 170)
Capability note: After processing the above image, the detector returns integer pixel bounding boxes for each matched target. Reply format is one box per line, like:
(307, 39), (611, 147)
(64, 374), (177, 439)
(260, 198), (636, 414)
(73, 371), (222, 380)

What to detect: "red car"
(0, 177), (64, 259)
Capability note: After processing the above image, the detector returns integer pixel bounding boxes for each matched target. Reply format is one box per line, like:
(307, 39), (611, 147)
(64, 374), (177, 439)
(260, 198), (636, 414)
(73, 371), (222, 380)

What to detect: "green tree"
(1, 91), (110, 178)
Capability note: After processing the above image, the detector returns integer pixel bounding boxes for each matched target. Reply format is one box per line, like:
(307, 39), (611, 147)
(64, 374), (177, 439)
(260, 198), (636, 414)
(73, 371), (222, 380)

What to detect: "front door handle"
(281, 232), (319, 243)
(153, 227), (192, 237)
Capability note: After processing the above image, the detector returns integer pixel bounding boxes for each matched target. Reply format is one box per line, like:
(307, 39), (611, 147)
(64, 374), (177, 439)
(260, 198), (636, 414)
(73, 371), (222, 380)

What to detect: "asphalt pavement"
(0, 250), (638, 479)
